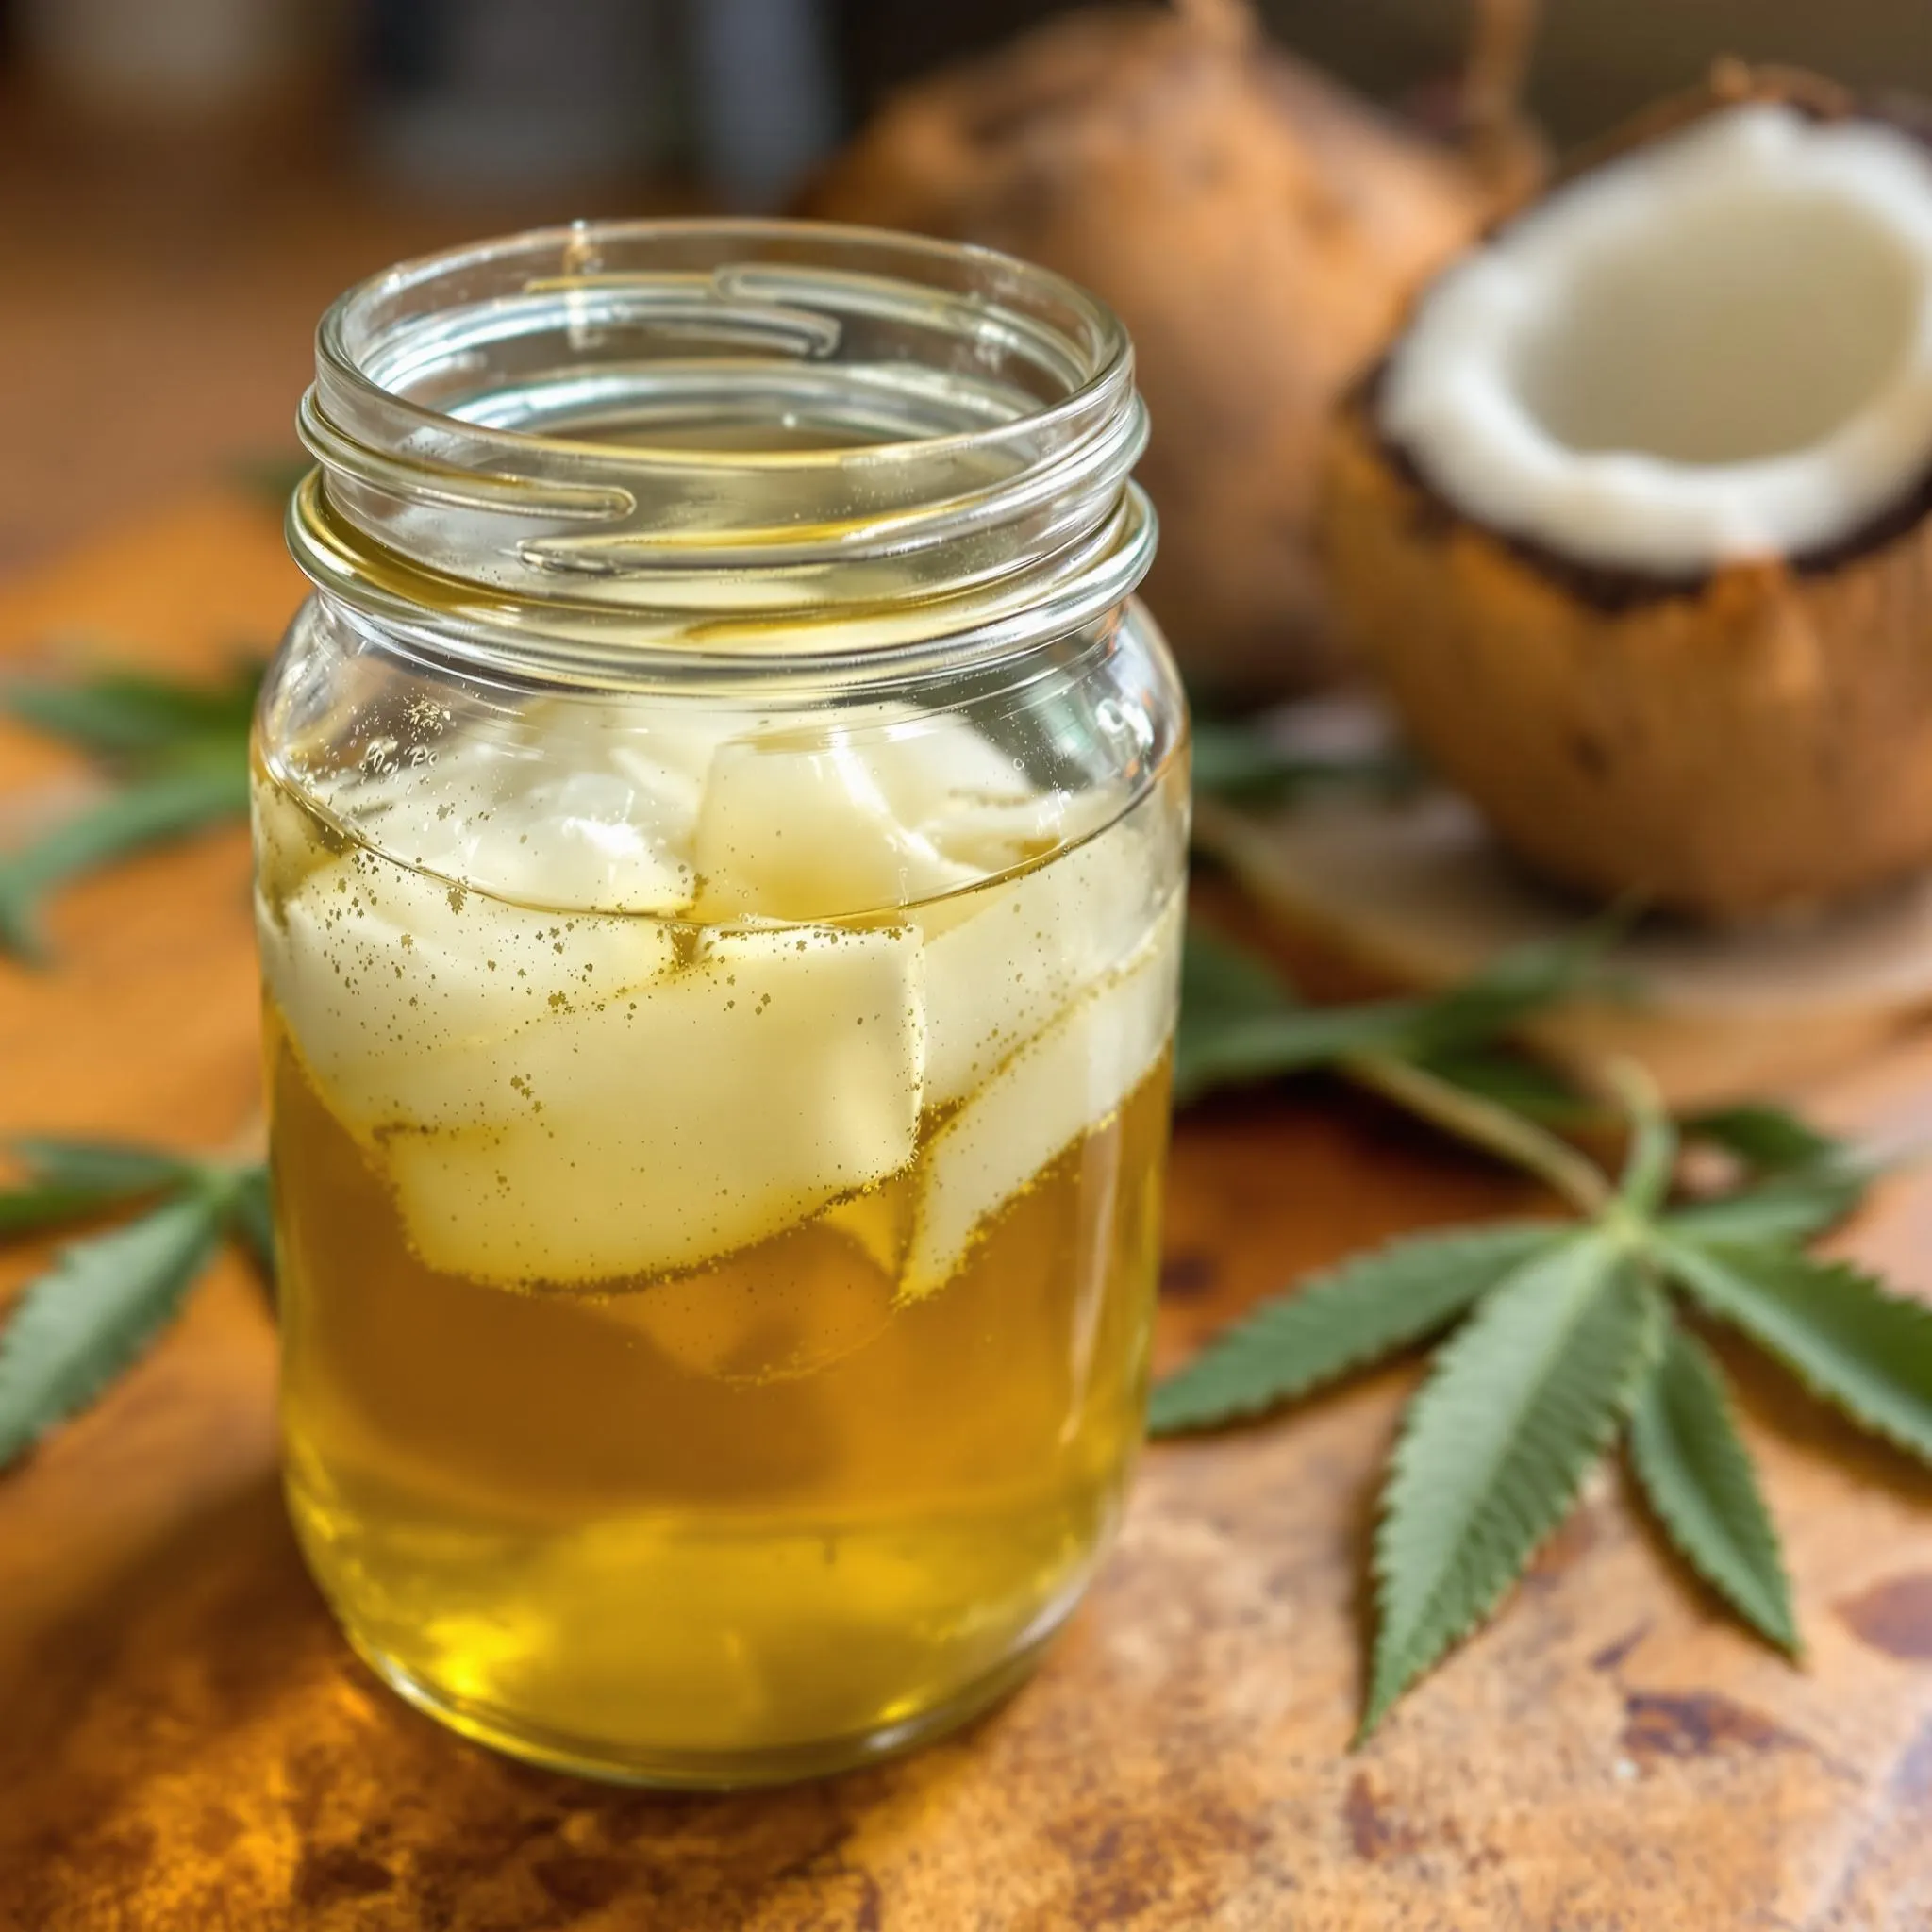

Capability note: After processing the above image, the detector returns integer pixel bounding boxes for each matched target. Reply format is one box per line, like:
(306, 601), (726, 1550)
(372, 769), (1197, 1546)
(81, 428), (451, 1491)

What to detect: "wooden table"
(0, 90), (693, 578)
(2, 494), (1930, 1930)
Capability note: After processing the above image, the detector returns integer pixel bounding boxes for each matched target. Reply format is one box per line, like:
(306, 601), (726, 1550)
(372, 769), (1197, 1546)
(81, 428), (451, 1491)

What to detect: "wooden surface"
(3, 499), (1932, 1930)
(0, 92), (691, 576)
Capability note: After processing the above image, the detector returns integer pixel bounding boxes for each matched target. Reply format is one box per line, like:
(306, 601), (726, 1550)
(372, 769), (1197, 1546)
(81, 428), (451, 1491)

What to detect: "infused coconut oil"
(258, 221), (1187, 1784)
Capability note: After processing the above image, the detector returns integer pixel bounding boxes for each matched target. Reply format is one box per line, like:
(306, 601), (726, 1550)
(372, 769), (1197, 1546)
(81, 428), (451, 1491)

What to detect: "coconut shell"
(1320, 67), (1932, 921)
(800, 0), (1511, 700)
(1322, 398), (1932, 921)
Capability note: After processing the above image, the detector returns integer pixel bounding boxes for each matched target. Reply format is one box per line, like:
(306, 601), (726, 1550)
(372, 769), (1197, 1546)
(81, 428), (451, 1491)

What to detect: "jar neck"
(289, 220), (1156, 686)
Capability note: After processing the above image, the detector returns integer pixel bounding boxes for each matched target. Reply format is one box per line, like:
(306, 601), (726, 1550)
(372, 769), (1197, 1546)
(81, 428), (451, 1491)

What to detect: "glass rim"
(314, 215), (1138, 472)
(290, 216), (1156, 673)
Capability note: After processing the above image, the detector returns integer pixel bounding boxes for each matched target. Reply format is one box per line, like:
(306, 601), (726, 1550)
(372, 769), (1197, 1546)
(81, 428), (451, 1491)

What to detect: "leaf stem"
(1341, 1050), (1615, 1218)
(1609, 1058), (1676, 1216)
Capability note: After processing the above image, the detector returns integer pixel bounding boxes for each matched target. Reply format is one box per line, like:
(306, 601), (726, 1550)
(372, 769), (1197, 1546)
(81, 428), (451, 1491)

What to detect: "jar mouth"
(291, 218), (1155, 675)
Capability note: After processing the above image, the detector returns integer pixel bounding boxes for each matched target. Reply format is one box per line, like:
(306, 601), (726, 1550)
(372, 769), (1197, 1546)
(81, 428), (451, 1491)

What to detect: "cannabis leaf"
(231, 453), (312, 510)
(226, 1164), (276, 1290)
(1409, 921), (1626, 1054)
(0, 1193), (226, 1466)
(1149, 1221), (1563, 1434)
(1660, 1162), (1868, 1247)
(0, 1135), (195, 1236)
(1626, 1317), (1798, 1653)
(9, 1137), (201, 1192)
(1363, 1234), (1659, 1736)
(1154, 926), (1916, 1733)
(0, 766), (252, 958)
(0, 661), (259, 960)
(6, 665), (258, 761)
(1173, 924), (1605, 1108)
(1661, 1241), (1932, 1465)
(1407, 1044), (1594, 1125)
(1191, 715), (1415, 803)
(1687, 1103), (1847, 1176)
(1173, 935), (1420, 1104)
(1615, 1067), (1677, 1219)
(0, 1144), (270, 1471)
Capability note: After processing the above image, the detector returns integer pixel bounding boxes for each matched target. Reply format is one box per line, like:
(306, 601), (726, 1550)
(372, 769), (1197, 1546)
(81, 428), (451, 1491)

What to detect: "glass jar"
(255, 220), (1188, 1787)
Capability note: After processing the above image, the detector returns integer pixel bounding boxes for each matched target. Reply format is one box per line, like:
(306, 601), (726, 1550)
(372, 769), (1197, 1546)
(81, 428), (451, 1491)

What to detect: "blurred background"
(1, 0), (1926, 575)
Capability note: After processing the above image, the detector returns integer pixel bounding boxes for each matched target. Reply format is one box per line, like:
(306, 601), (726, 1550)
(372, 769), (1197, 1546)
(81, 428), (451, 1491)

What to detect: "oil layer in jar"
(258, 702), (1183, 1777)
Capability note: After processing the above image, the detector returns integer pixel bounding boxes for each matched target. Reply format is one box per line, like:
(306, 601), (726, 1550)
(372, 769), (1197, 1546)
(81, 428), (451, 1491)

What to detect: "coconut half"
(803, 0), (1536, 698)
(1323, 71), (1932, 920)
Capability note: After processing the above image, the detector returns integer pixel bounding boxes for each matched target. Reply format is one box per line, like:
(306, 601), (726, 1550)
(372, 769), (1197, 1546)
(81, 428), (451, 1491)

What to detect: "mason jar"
(254, 220), (1189, 1787)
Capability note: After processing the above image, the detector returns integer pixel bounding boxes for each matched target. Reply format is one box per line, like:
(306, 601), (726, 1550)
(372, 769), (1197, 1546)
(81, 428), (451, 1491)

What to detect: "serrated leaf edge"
(0, 765), (250, 963)
(1661, 1238), (1932, 1467)
(1625, 1307), (1800, 1656)
(1658, 1162), (1871, 1248)
(1149, 1220), (1565, 1435)
(1360, 1238), (1661, 1739)
(0, 1191), (226, 1469)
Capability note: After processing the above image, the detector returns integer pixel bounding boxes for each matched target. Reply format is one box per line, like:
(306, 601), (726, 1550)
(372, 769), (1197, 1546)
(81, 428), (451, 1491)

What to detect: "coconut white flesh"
(377, 924), (924, 1287)
(1380, 103), (1932, 573)
(901, 887), (1182, 1302)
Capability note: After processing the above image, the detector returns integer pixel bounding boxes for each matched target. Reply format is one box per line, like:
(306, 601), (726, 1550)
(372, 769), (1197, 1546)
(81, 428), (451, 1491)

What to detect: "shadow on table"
(0, 1471), (978, 1929)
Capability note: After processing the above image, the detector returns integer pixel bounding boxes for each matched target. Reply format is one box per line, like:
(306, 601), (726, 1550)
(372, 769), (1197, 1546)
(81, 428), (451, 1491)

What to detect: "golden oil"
(260, 766), (1180, 1783)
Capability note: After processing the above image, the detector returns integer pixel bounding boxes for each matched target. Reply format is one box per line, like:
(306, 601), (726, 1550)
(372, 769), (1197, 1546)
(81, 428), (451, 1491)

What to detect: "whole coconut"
(803, 0), (1532, 699)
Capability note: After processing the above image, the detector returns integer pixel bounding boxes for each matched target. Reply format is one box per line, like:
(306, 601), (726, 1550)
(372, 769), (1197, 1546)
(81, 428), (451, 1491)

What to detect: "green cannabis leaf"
(0, 661), (259, 960)
(1148, 1221), (1563, 1434)
(1407, 1043), (1595, 1126)
(1661, 1242), (1932, 1465)
(1157, 922), (1926, 1736)
(230, 453), (312, 510)
(1363, 1236), (1658, 1736)
(1687, 1103), (1846, 1176)
(0, 1135), (195, 1236)
(1626, 1319), (1798, 1654)
(0, 766), (251, 958)
(1174, 967), (1417, 1106)
(10, 1137), (201, 1191)
(0, 1142), (271, 1471)
(0, 1193), (226, 1466)
(1659, 1162), (1867, 1247)
(1614, 1066), (1677, 1219)
(226, 1164), (276, 1290)
(1410, 921), (1626, 1052)
(6, 665), (258, 762)
(1173, 924), (1607, 1108)
(1191, 715), (1415, 804)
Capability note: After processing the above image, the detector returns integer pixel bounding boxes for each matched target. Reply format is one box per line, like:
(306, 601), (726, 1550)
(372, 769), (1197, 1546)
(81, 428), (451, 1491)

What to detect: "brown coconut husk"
(1320, 65), (1932, 922)
(801, 0), (1539, 700)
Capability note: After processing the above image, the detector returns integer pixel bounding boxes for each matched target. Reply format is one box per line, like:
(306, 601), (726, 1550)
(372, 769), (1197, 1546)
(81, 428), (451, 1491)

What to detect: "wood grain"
(2, 496), (1931, 1928)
